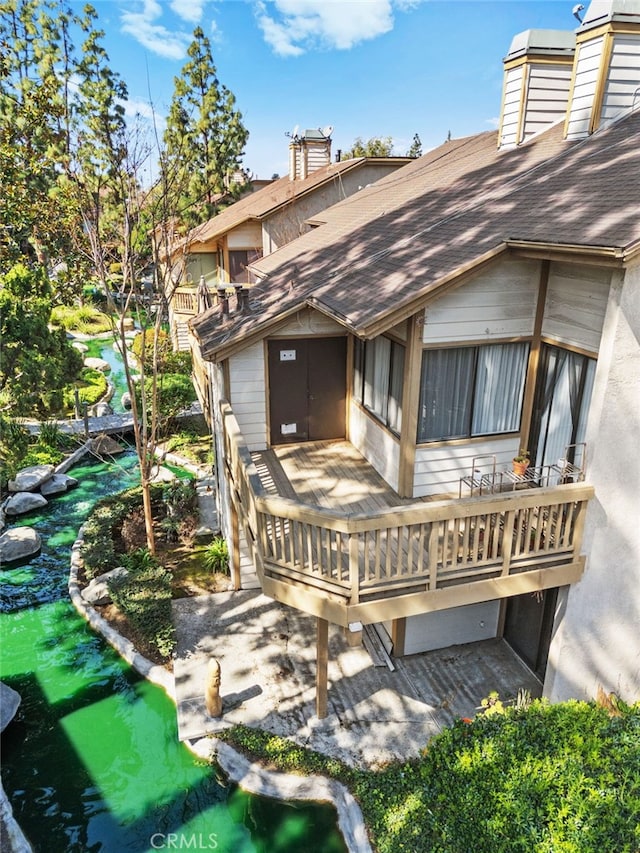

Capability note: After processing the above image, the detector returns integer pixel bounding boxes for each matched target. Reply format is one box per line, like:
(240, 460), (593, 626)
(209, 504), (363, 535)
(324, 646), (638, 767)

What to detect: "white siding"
(227, 221), (262, 249)
(228, 342), (267, 451)
(422, 257), (538, 344)
(404, 602), (501, 655)
(271, 307), (345, 338)
(499, 66), (524, 148)
(413, 437), (518, 498)
(565, 36), (605, 139)
(600, 35), (640, 124)
(542, 263), (611, 352)
(349, 402), (401, 492)
(522, 63), (573, 140)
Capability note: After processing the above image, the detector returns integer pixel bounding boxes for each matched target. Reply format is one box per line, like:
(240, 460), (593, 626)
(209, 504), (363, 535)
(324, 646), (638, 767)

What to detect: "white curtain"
(472, 342), (529, 435)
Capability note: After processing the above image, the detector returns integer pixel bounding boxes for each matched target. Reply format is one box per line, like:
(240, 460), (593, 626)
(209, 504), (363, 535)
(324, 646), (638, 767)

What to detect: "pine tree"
(163, 27), (248, 229)
(407, 132), (423, 158)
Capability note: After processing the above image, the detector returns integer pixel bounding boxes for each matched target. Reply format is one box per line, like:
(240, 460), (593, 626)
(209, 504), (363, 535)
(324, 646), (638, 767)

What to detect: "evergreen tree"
(341, 136), (394, 159)
(407, 132), (422, 158)
(163, 27), (248, 230)
(0, 264), (83, 416)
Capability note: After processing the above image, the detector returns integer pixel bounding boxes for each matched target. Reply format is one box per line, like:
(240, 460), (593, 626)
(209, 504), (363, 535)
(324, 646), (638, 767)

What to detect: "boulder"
(121, 391), (132, 409)
(40, 474), (78, 496)
(4, 493), (48, 516)
(0, 682), (21, 731)
(81, 566), (128, 605)
(90, 402), (114, 417)
(84, 357), (111, 372)
(0, 527), (41, 563)
(90, 434), (124, 456)
(72, 341), (89, 353)
(150, 466), (176, 483)
(8, 464), (55, 493)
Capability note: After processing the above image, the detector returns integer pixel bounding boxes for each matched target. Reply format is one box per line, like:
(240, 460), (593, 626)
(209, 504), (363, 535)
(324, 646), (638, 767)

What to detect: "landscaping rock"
(121, 391), (132, 409)
(72, 341), (89, 353)
(0, 527), (41, 563)
(0, 682), (21, 732)
(84, 357), (111, 372)
(90, 434), (124, 456)
(150, 466), (176, 483)
(90, 402), (114, 417)
(4, 493), (48, 517)
(40, 474), (78, 496)
(8, 464), (55, 493)
(81, 566), (128, 605)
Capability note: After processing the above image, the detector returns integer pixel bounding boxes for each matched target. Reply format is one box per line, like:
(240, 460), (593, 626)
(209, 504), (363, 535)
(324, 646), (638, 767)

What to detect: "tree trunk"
(141, 479), (156, 555)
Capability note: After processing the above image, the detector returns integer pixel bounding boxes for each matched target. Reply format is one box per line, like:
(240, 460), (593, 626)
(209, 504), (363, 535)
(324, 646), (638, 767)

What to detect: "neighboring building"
(188, 1), (640, 715)
(165, 129), (410, 349)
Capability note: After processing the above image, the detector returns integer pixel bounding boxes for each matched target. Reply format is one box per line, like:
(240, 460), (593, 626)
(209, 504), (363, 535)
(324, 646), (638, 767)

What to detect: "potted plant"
(513, 448), (530, 476)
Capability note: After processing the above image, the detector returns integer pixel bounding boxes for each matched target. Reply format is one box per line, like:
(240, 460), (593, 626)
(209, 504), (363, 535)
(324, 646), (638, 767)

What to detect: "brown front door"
(268, 337), (346, 445)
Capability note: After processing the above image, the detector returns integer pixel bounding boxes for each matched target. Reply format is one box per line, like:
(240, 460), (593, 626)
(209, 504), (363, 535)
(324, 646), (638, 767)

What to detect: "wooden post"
(230, 498), (241, 591)
(316, 617), (329, 719)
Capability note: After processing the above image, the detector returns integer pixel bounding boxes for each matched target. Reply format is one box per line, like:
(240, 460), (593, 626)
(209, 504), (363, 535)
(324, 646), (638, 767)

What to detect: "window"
(354, 337), (405, 433)
(417, 342), (529, 442)
(228, 248), (263, 283)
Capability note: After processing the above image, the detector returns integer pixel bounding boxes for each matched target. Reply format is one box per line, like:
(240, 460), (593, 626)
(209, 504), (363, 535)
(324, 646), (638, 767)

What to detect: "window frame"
(417, 341), (530, 444)
(353, 336), (405, 435)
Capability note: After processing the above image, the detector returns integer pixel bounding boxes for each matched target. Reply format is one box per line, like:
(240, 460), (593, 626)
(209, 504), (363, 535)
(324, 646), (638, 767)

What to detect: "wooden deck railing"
(221, 402), (594, 625)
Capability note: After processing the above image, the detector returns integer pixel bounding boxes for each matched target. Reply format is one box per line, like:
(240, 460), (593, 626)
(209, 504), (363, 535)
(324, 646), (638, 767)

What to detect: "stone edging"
(68, 525), (372, 853)
(0, 779), (32, 853)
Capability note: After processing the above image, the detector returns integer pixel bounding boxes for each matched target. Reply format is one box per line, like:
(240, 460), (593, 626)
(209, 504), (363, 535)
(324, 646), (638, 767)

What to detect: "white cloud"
(170, 0), (207, 23)
(255, 0), (397, 56)
(120, 0), (192, 60)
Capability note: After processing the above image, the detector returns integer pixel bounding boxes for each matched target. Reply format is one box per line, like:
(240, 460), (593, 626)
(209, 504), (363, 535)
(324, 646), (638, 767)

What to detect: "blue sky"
(81, 1), (582, 180)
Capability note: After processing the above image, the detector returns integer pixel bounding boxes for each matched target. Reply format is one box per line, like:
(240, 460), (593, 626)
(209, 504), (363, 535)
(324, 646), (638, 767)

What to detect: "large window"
(417, 342), (529, 442)
(354, 337), (405, 433)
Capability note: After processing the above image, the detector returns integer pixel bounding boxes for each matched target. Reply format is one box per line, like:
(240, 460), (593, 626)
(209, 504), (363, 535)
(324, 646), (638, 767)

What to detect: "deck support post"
(230, 498), (241, 591)
(316, 617), (329, 719)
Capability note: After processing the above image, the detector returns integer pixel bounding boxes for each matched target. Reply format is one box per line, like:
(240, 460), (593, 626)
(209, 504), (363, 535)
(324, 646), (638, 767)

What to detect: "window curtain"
(472, 342), (529, 435)
(419, 348), (475, 441)
(388, 342), (405, 433)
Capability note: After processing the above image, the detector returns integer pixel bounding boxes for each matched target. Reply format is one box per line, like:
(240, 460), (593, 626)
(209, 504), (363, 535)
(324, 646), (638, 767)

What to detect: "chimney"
(564, 0), (640, 140)
(498, 29), (575, 149)
(288, 128), (333, 180)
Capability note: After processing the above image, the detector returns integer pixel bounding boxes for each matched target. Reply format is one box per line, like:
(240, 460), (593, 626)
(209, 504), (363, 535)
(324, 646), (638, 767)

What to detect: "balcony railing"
(221, 402), (594, 626)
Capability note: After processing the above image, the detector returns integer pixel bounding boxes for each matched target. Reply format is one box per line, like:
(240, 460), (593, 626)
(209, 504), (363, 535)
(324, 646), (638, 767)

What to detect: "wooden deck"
(252, 441), (437, 512)
(221, 403), (594, 628)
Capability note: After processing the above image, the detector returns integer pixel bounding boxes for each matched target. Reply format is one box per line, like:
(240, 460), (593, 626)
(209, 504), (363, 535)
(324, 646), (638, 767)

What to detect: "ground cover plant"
(80, 478), (230, 662)
(50, 303), (113, 335)
(216, 697), (640, 853)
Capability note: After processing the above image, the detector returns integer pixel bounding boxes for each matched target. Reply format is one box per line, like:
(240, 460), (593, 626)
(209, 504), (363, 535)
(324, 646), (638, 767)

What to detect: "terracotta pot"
(513, 459), (529, 476)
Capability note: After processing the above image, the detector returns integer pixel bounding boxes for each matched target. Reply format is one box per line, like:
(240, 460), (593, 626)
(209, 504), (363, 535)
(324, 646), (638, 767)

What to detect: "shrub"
(63, 368), (108, 411)
(162, 479), (197, 519)
(50, 304), (112, 334)
(203, 536), (229, 575)
(218, 698), (640, 853)
(108, 548), (175, 659)
(0, 416), (30, 489)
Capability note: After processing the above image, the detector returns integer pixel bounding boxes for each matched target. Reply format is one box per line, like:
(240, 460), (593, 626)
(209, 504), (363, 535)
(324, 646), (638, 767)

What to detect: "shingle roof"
(190, 110), (640, 360)
(180, 157), (409, 249)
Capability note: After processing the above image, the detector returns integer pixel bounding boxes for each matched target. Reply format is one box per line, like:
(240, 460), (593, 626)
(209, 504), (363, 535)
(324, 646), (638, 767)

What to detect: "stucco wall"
(544, 262), (640, 704)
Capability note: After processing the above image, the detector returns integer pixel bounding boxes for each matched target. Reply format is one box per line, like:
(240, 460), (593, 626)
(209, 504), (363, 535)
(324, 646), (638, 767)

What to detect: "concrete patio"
(172, 589), (542, 769)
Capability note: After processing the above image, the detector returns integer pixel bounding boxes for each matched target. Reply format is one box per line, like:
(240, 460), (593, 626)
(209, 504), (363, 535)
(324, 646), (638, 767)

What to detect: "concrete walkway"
(172, 590), (541, 770)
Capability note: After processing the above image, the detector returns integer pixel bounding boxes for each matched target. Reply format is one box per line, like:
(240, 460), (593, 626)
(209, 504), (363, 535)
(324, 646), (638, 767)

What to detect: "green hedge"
(217, 698), (640, 853)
